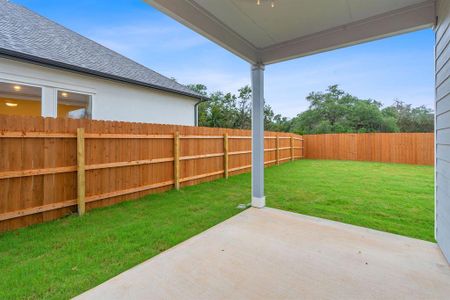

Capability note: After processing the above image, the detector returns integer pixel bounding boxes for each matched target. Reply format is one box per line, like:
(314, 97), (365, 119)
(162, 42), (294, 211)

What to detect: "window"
(0, 82), (42, 116)
(57, 90), (92, 119)
(0, 81), (93, 119)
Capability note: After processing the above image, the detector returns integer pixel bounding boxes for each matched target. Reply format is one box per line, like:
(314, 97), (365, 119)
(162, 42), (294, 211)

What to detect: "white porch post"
(251, 64), (265, 208)
(41, 86), (57, 118)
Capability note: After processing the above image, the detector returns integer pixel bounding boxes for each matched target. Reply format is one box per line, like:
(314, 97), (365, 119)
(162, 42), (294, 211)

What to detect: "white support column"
(251, 64), (265, 208)
(41, 86), (57, 117)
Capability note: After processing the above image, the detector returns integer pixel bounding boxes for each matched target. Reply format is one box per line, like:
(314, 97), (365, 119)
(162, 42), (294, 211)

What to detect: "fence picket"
(77, 128), (86, 216)
(174, 131), (180, 190)
(290, 137), (294, 161)
(276, 136), (280, 166)
(224, 133), (229, 179)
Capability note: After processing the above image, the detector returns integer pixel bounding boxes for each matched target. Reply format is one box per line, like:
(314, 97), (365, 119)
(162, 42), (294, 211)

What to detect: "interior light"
(13, 85), (21, 91)
(256, 0), (276, 8)
(5, 102), (18, 107)
(61, 92), (68, 97)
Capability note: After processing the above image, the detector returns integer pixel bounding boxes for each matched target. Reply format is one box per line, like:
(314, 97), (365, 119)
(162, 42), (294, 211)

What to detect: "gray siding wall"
(436, 0), (450, 262)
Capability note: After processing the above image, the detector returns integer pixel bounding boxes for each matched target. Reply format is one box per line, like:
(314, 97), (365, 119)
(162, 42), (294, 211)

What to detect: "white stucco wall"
(0, 57), (198, 125)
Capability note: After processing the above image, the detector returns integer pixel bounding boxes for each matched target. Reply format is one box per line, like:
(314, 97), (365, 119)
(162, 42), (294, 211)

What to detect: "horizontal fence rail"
(304, 133), (434, 166)
(0, 115), (304, 232)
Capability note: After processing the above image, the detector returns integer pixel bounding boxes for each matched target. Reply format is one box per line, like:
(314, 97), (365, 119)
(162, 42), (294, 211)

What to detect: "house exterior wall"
(0, 57), (198, 125)
(436, 0), (450, 262)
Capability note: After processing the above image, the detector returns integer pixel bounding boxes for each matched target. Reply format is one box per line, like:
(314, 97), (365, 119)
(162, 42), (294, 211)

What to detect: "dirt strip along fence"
(0, 115), (304, 232)
(304, 133), (434, 166)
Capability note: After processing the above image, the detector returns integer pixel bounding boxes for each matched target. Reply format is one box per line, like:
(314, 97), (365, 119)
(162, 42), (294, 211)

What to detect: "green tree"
(233, 86), (252, 129)
(382, 101), (433, 132)
(188, 83), (433, 133)
(187, 83), (208, 96)
(290, 85), (413, 134)
(202, 91), (237, 128)
(189, 84), (288, 131)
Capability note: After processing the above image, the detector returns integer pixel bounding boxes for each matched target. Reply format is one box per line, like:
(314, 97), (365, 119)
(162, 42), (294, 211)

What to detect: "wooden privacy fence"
(0, 115), (304, 232)
(304, 133), (434, 165)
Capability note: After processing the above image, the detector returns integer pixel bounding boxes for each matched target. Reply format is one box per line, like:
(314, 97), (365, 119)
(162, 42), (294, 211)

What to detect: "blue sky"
(14, 0), (435, 118)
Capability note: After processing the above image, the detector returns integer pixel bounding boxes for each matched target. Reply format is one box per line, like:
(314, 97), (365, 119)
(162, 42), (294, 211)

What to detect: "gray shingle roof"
(0, 0), (202, 99)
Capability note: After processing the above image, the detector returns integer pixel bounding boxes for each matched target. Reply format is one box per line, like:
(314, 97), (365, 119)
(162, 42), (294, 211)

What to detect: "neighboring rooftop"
(0, 0), (202, 99)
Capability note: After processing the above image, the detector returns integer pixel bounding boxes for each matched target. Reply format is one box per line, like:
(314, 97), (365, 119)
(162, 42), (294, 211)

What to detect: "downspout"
(194, 97), (208, 126)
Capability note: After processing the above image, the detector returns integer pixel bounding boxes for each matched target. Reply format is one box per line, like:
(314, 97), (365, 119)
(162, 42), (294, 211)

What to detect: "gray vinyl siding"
(436, 0), (450, 262)
(437, 144), (450, 162)
(437, 127), (450, 144)
(437, 157), (450, 179)
(437, 94), (450, 113)
(437, 110), (450, 129)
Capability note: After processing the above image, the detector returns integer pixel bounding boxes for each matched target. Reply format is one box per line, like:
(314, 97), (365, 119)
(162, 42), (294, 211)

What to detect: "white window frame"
(0, 77), (95, 118)
(0, 79), (45, 115)
(57, 88), (93, 119)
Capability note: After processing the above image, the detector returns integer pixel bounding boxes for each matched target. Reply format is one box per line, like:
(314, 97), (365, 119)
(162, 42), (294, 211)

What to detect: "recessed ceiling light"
(5, 102), (18, 107)
(256, 0), (276, 7)
(13, 85), (21, 91)
(61, 92), (68, 97)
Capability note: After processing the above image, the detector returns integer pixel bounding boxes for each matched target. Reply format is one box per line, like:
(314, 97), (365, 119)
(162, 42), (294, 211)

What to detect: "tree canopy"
(189, 84), (290, 131)
(290, 85), (433, 134)
(188, 84), (433, 134)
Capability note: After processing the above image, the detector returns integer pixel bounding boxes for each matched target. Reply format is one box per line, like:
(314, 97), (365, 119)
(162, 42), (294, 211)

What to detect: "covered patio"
(76, 0), (449, 298)
(141, 0), (449, 260)
(76, 208), (450, 299)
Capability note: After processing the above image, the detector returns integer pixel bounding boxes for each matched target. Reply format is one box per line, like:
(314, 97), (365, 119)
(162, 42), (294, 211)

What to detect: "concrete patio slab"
(75, 208), (450, 300)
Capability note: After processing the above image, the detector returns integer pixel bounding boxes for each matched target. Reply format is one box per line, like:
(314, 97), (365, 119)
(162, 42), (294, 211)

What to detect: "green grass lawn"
(266, 160), (434, 242)
(0, 160), (434, 299)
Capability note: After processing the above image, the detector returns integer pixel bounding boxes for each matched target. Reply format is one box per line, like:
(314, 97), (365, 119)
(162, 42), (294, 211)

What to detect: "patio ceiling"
(145, 0), (436, 64)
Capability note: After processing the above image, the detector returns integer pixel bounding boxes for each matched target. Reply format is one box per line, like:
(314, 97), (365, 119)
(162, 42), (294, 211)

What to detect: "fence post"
(76, 128), (86, 216)
(174, 131), (180, 190)
(291, 136), (294, 161)
(224, 133), (229, 179)
(276, 136), (280, 165)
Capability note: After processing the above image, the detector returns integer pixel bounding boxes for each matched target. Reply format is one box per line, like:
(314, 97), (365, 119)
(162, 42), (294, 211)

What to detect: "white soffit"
(146, 0), (436, 64)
